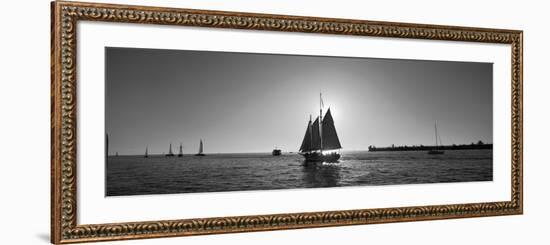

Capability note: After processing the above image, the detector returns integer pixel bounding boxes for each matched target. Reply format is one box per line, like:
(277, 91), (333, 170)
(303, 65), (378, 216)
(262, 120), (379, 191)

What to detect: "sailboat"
(178, 143), (184, 157)
(195, 139), (206, 156)
(299, 93), (342, 162)
(428, 122), (444, 155)
(144, 147), (149, 158)
(165, 143), (175, 157)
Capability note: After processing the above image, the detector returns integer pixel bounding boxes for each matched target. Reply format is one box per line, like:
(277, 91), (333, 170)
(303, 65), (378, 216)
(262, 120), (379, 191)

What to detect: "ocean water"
(106, 150), (492, 196)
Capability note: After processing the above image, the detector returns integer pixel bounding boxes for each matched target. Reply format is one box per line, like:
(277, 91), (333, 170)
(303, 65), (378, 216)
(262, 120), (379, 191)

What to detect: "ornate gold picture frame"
(51, 1), (523, 243)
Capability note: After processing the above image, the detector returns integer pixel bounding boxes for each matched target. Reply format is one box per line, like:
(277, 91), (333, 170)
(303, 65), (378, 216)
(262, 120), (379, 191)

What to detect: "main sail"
(299, 117), (321, 152)
(321, 108), (342, 150)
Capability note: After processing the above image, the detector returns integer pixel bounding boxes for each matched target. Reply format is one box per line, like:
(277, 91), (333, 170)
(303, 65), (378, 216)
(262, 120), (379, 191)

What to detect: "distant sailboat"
(428, 122), (444, 155)
(299, 93), (342, 162)
(165, 143), (175, 157)
(178, 143), (184, 157)
(144, 147), (149, 158)
(195, 140), (206, 156)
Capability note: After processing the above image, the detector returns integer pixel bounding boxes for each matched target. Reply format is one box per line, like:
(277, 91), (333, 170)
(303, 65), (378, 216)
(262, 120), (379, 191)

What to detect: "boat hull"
(300, 152), (340, 162)
(272, 149), (282, 156)
(195, 153), (206, 156)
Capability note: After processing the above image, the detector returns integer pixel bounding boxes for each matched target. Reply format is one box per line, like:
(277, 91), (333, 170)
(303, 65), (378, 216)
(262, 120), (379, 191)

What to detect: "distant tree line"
(368, 140), (492, 152)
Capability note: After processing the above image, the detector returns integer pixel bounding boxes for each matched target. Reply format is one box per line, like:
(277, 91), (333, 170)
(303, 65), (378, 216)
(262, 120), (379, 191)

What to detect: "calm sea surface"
(106, 150), (492, 196)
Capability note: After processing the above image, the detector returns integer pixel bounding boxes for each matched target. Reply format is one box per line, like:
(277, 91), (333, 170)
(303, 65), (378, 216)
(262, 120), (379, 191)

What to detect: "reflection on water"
(301, 162), (341, 188)
(106, 150), (492, 196)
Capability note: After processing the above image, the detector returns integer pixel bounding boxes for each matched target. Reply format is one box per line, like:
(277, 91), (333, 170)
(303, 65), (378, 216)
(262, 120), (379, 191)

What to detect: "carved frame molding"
(51, 1), (523, 243)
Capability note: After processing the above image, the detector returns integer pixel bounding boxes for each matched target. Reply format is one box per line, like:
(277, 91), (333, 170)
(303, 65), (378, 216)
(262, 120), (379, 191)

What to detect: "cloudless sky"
(106, 47), (492, 155)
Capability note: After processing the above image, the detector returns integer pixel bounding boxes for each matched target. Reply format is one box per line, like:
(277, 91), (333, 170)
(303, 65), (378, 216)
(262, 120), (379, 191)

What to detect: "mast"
(434, 122), (439, 148)
(319, 92), (323, 153)
(179, 143), (183, 155)
(145, 147), (148, 157)
(199, 140), (203, 154)
(169, 143), (173, 155)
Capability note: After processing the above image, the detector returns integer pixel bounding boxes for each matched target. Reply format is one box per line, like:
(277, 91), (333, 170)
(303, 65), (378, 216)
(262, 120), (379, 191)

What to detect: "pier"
(368, 141), (492, 152)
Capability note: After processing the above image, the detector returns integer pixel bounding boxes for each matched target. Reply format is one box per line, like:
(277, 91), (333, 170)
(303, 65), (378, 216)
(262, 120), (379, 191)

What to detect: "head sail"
(299, 119), (313, 152)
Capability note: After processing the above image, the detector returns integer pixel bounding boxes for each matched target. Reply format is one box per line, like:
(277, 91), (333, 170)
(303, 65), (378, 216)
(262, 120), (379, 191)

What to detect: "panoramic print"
(105, 47), (493, 196)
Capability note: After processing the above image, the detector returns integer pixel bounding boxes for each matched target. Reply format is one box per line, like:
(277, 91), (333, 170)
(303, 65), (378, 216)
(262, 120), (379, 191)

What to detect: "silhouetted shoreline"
(368, 142), (492, 152)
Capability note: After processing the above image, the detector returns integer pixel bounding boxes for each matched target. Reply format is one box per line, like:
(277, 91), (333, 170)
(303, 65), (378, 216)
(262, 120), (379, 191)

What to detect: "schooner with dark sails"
(299, 93), (342, 162)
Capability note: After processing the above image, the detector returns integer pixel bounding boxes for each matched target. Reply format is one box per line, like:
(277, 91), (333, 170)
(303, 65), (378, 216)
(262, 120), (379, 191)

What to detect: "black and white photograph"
(105, 47), (493, 196)
(8, 0), (543, 244)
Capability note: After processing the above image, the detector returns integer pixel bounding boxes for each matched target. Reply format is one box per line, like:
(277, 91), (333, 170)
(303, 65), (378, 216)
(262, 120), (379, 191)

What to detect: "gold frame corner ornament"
(51, 0), (523, 243)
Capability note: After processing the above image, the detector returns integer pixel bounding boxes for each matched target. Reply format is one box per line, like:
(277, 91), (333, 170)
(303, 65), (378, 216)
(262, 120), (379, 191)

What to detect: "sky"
(105, 47), (492, 155)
